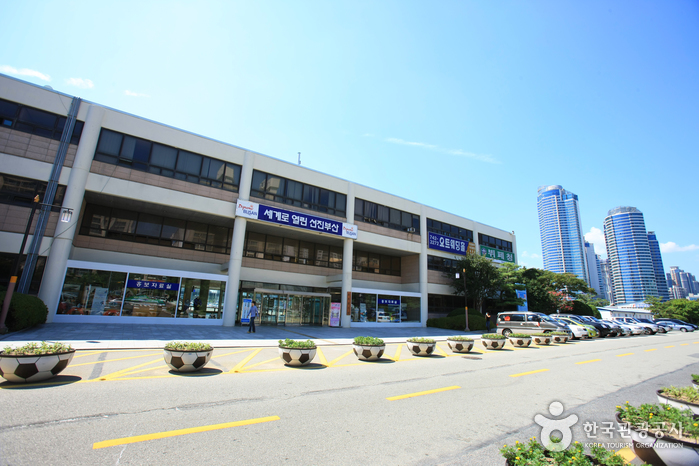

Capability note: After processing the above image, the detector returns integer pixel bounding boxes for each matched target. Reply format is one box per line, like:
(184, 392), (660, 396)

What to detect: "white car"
(601, 320), (631, 336)
(656, 320), (694, 332)
(552, 318), (588, 339)
(610, 319), (645, 335)
(614, 317), (659, 335)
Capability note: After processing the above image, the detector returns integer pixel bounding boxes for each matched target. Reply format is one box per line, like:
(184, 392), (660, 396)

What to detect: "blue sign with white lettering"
(378, 298), (400, 306)
(127, 280), (180, 291)
(428, 232), (468, 256)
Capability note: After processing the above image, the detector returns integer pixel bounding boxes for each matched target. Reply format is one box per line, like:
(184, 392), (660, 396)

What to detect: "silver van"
(496, 312), (571, 337)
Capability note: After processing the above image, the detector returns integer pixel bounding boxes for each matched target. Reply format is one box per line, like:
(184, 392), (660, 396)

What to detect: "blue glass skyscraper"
(647, 231), (670, 302)
(603, 207), (658, 305)
(537, 185), (589, 284)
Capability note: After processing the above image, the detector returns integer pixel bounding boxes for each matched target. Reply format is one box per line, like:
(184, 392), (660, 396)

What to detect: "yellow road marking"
(327, 350), (353, 366)
(681, 343), (689, 346)
(616, 447), (637, 463)
(212, 349), (251, 359)
(93, 416), (280, 449)
(316, 347), (328, 366)
(238, 357), (280, 372)
(73, 350), (107, 359)
(645, 349), (658, 352)
(72, 353), (162, 367)
(391, 344), (402, 361)
(576, 359), (601, 365)
(665, 345), (675, 348)
(435, 344), (449, 357)
(616, 353), (634, 357)
(510, 369), (549, 377)
(229, 349), (262, 373)
(387, 386), (460, 401)
(99, 358), (164, 380)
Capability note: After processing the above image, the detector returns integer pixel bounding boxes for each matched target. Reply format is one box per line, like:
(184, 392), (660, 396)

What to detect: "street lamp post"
(456, 268), (470, 332)
(1, 196), (73, 333)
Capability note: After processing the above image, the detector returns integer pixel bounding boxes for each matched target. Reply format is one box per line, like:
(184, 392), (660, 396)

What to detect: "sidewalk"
(0, 323), (485, 350)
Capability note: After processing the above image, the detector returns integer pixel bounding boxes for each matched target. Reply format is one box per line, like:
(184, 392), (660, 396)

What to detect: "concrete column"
(222, 151), (255, 327)
(419, 206), (428, 327)
(340, 182), (355, 328)
(41, 104), (105, 322)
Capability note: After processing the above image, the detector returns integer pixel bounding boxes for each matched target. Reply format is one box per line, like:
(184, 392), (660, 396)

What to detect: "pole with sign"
(456, 270), (469, 331)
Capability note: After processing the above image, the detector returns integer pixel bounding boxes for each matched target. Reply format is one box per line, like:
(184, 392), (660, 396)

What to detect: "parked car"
(655, 318), (697, 332)
(601, 319), (631, 336)
(555, 316), (598, 338)
(653, 321), (672, 333)
(496, 312), (572, 337)
(550, 317), (589, 339)
(614, 317), (659, 335)
(557, 314), (613, 337)
(655, 319), (694, 332)
(601, 319), (638, 336)
(637, 318), (668, 333)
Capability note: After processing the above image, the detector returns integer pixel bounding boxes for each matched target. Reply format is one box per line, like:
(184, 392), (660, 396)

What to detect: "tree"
(450, 253), (504, 314)
(651, 299), (699, 323)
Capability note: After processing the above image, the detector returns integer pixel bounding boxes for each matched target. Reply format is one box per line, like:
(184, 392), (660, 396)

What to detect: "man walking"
(248, 300), (258, 333)
(485, 311), (491, 333)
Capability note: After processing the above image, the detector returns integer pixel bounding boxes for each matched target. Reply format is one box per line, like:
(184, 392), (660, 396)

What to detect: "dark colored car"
(556, 314), (615, 337)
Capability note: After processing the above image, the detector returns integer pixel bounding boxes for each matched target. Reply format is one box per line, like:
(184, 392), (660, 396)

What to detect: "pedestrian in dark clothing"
(485, 311), (492, 332)
(248, 301), (258, 333)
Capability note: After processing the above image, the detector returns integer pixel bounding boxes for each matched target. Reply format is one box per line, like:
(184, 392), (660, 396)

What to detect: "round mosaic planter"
(508, 337), (532, 348)
(616, 411), (699, 466)
(446, 339), (474, 353)
(163, 349), (213, 372)
(0, 350), (75, 383)
(551, 335), (569, 344)
(481, 338), (506, 350)
(532, 335), (552, 345)
(279, 346), (317, 366)
(657, 390), (699, 415)
(353, 344), (385, 361)
(406, 341), (436, 356)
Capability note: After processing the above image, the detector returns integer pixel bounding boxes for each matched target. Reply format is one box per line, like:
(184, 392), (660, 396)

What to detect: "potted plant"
(278, 339), (317, 366)
(507, 333), (532, 348)
(616, 402), (699, 466)
(532, 333), (552, 345)
(0, 341), (75, 383)
(163, 341), (213, 372)
(406, 337), (436, 356)
(550, 331), (569, 344)
(353, 336), (385, 361)
(501, 438), (629, 465)
(446, 336), (474, 353)
(481, 333), (507, 350)
(657, 386), (699, 415)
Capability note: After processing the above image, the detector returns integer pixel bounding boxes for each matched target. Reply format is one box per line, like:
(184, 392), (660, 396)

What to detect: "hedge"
(428, 313), (486, 331)
(0, 292), (48, 332)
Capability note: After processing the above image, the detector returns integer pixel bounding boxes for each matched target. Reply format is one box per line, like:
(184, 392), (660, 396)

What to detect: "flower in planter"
(447, 336), (474, 353)
(163, 341), (213, 372)
(501, 437), (627, 465)
(617, 402), (699, 442)
(164, 341), (212, 352)
(0, 341), (75, 383)
(447, 336), (474, 341)
(481, 333), (506, 339)
(353, 336), (385, 360)
(507, 333), (532, 347)
(278, 339), (316, 349)
(353, 336), (385, 346)
(406, 337), (436, 344)
(278, 339), (317, 366)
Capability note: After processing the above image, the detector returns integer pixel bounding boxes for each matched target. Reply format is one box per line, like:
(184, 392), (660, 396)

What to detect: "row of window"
(244, 232), (401, 275)
(354, 198), (420, 234)
(94, 129), (242, 192)
(426, 218), (473, 242)
(0, 98), (84, 144)
(250, 170), (347, 217)
(427, 255), (460, 273)
(80, 204), (233, 254)
(0, 173), (65, 211)
(478, 233), (513, 252)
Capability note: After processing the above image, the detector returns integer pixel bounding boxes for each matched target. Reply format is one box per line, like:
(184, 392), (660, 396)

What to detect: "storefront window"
(377, 295), (401, 323)
(122, 274), (180, 318)
(401, 296), (421, 322)
(58, 268), (127, 316)
(351, 293), (376, 323)
(177, 278), (226, 319)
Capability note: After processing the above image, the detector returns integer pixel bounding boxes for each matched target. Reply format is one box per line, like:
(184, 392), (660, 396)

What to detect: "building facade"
(0, 74), (516, 328)
(646, 231), (670, 302)
(599, 258), (612, 303)
(537, 185), (589, 284)
(603, 206), (658, 305)
(584, 242), (602, 297)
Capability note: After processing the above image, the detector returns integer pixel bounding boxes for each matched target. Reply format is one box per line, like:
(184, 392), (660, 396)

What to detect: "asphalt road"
(2, 331), (698, 465)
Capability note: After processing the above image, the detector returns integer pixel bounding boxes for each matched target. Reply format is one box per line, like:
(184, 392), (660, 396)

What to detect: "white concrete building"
(0, 74), (516, 328)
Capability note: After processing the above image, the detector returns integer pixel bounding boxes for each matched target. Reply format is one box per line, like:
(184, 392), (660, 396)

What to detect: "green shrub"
(572, 300), (595, 317)
(2, 341), (73, 355)
(482, 333), (506, 339)
(508, 333), (531, 338)
(354, 336), (384, 346)
(407, 337), (435, 343)
(447, 336), (473, 341)
(0, 292), (48, 332)
(164, 341), (212, 351)
(278, 339), (316, 349)
(428, 313), (485, 331)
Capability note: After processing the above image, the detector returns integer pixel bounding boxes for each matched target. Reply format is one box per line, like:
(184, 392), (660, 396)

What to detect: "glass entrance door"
(260, 294), (281, 325)
(286, 295), (302, 325)
(255, 290), (330, 326)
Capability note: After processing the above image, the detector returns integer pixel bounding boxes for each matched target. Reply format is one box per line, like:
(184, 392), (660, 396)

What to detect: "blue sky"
(2, 1), (698, 276)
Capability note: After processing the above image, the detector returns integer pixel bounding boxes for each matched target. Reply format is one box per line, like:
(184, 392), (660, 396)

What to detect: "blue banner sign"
(378, 298), (400, 306)
(428, 232), (468, 256)
(516, 289), (528, 312)
(127, 280), (180, 291)
(236, 200), (358, 239)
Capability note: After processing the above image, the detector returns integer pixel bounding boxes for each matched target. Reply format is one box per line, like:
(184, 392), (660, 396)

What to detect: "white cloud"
(66, 78), (94, 89)
(585, 227), (607, 258)
(520, 251), (541, 259)
(385, 137), (500, 164)
(660, 242), (699, 253)
(124, 90), (150, 98)
(0, 65), (51, 82)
